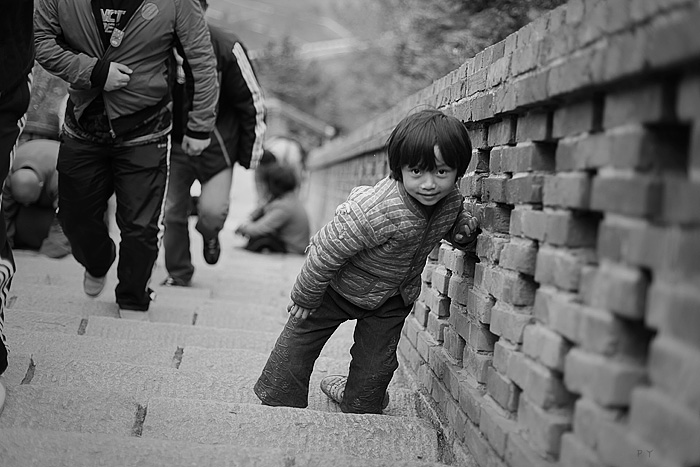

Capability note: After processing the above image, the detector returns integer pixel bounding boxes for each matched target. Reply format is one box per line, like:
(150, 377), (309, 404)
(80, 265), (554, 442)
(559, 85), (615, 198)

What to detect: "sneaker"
(160, 276), (190, 287)
(0, 379), (6, 416)
(119, 308), (150, 321)
(319, 375), (390, 410)
(203, 236), (221, 265)
(83, 271), (106, 297)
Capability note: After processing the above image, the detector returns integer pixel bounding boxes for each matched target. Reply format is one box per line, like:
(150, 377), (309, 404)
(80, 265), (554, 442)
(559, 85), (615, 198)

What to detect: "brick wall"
(305, 1), (700, 465)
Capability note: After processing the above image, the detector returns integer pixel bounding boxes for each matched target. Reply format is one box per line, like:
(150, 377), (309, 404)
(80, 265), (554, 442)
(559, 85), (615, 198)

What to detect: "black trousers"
(0, 75), (31, 375)
(57, 135), (169, 311)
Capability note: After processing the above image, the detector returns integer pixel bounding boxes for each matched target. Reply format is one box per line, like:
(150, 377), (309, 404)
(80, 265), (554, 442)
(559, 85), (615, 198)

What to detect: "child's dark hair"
(257, 162), (299, 199)
(386, 109), (472, 182)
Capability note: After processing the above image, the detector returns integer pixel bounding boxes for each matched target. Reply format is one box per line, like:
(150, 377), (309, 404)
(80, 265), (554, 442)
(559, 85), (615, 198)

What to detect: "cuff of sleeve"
(185, 129), (211, 140)
(90, 59), (110, 89)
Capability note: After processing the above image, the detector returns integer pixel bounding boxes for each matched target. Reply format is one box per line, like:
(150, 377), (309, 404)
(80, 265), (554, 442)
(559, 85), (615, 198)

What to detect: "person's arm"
(2, 180), (18, 247)
(220, 40), (266, 169)
(33, 0), (98, 90)
(290, 192), (392, 310)
(237, 202), (289, 237)
(174, 0), (219, 151)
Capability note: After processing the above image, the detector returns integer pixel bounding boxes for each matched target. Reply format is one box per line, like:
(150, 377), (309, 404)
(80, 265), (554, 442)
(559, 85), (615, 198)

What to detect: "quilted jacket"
(291, 176), (470, 310)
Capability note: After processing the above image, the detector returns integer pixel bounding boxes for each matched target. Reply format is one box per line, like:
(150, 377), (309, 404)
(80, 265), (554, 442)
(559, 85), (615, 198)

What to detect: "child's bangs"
(399, 125), (439, 171)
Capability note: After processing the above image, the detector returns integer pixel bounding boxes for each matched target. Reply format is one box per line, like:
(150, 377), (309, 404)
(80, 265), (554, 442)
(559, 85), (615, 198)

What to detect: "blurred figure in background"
(3, 139), (70, 258)
(162, 0), (266, 287)
(235, 161), (310, 255)
(0, 0), (34, 415)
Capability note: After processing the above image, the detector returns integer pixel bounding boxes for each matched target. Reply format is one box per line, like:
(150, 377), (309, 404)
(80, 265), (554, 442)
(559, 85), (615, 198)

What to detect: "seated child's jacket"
(291, 176), (472, 310)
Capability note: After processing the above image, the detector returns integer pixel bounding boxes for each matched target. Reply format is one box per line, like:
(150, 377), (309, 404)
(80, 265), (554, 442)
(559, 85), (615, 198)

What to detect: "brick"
(426, 287), (450, 318)
(596, 216), (664, 269)
(461, 173), (487, 198)
(523, 323), (570, 371)
(533, 285), (577, 327)
(646, 7), (700, 71)
(590, 174), (662, 217)
(660, 226), (700, 275)
(480, 400), (518, 457)
(427, 312), (449, 342)
(416, 328), (440, 362)
(448, 302), (470, 341)
(687, 122), (700, 181)
(467, 287), (495, 324)
(458, 376), (486, 424)
(564, 348), (647, 407)
(489, 146), (503, 172)
(463, 346), (492, 384)
(489, 302), (533, 344)
(445, 396), (469, 445)
(505, 432), (558, 467)
(510, 206), (547, 241)
(544, 210), (598, 247)
(607, 125), (688, 172)
(483, 175), (510, 204)
(646, 280), (700, 349)
(505, 174), (544, 204)
(506, 350), (528, 388)
(403, 314), (422, 346)
(482, 265), (537, 306)
(431, 265), (451, 295)
(629, 388), (700, 466)
(560, 433), (603, 467)
(443, 326), (467, 363)
(552, 99), (597, 138)
(661, 177), (700, 225)
(517, 394), (572, 457)
(535, 246), (595, 292)
(475, 232), (509, 263)
(447, 273), (472, 306)
(469, 317), (498, 352)
(493, 339), (519, 374)
(578, 306), (650, 357)
(499, 238), (538, 276)
(516, 111), (552, 142)
(597, 417), (679, 467)
(572, 397), (624, 451)
(555, 133), (610, 171)
(514, 70), (550, 108)
(413, 301), (430, 327)
(521, 356), (575, 409)
(422, 261), (437, 284)
(584, 262), (649, 320)
(444, 364), (468, 402)
(486, 367), (520, 412)
(462, 419), (500, 467)
(604, 29), (647, 83)
(604, 82), (673, 129)
(482, 203), (512, 234)
(443, 246), (472, 276)
(499, 143), (555, 172)
(648, 336), (700, 412)
(547, 47), (606, 97)
(678, 73), (700, 120)
(488, 118), (516, 147)
(543, 172), (591, 209)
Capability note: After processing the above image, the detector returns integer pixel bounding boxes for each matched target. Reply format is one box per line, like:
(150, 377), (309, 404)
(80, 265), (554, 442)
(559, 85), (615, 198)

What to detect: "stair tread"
(0, 427), (450, 467)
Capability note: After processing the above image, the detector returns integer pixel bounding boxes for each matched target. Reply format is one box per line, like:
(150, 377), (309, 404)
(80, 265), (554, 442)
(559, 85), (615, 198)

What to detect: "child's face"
(401, 145), (458, 207)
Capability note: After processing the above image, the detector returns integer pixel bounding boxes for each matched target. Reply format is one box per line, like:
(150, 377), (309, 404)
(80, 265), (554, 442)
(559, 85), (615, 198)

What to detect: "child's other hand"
(287, 301), (315, 320)
(453, 216), (479, 243)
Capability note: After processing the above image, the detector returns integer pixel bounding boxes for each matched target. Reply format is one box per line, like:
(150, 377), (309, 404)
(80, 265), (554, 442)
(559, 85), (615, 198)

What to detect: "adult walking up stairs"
(0, 173), (456, 466)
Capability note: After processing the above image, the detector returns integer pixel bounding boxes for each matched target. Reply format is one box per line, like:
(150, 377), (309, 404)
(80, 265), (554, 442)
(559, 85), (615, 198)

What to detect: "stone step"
(142, 397), (439, 462)
(0, 387), (438, 462)
(15, 355), (418, 416)
(0, 428), (450, 467)
(82, 316), (356, 360)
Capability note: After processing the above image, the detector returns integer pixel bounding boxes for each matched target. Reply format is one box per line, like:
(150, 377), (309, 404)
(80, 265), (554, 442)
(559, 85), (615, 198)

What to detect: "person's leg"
(254, 289), (350, 408)
(14, 205), (54, 250)
(195, 166), (232, 265)
(0, 73), (31, 388)
(340, 295), (412, 414)
(245, 234), (287, 254)
(57, 136), (116, 278)
(162, 144), (195, 284)
(112, 137), (168, 311)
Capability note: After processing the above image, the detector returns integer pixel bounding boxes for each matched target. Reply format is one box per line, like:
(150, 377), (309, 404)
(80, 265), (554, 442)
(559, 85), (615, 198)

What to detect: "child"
(235, 161), (311, 254)
(253, 109), (479, 414)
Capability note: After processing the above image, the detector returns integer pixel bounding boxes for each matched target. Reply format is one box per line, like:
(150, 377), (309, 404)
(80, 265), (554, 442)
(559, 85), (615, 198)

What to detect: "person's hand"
(182, 136), (211, 157)
(104, 62), (133, 92)
(453, 215), (479, 244)
(287, 301), (315, 320)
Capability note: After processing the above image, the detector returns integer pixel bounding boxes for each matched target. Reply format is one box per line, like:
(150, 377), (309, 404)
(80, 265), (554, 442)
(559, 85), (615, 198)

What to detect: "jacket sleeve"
(174, 0), (219, 139)
(33, 0), (97, 90)
(290, 192), (392, 309)
(241, 203), (288, 237)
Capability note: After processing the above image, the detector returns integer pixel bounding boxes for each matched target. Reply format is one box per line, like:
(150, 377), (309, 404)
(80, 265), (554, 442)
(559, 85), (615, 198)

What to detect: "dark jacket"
(173, 25), (266, 172)
(34, 0), (219, 141)
(0, 0), (34, 93)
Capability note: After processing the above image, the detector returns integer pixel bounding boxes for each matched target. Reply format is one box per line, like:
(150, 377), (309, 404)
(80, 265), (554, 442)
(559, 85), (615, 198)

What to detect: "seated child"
(235, 161), (311, 254)
(253, 109), (479, 414)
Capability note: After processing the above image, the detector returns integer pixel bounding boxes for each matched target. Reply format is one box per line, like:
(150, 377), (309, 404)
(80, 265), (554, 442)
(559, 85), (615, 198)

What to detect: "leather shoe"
(203, 236), (221, 265)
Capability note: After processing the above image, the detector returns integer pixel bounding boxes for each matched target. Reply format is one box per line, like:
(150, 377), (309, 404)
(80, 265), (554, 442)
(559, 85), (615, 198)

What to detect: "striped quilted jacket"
(291, 176), (467, 310)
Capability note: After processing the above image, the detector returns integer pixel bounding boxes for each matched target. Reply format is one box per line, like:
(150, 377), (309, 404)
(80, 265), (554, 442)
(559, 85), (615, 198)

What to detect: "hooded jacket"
(0, 0), (34, 94)
(34, 0), (218, 140)
(291, 176), (470, 310)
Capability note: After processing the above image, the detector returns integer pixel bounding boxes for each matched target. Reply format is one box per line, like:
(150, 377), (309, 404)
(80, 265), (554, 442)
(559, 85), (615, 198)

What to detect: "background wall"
(305, 0), (700, 466)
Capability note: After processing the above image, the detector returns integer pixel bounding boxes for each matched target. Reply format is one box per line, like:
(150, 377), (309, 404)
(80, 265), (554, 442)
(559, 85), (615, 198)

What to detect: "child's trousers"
(254, 287), (412, 414)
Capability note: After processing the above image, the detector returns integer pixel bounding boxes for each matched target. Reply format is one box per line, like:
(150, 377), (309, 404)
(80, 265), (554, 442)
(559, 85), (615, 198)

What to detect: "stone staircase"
(0, 236), (452, 466)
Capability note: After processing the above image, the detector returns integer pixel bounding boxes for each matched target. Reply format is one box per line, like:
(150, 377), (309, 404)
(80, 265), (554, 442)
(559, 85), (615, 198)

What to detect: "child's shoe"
(320, 375), (389, 409)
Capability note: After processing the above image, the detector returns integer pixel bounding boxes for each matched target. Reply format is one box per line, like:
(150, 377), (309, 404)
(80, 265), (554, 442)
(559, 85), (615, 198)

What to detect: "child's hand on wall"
(287, 301), (316, 320)
(453, 215), (479, 244)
